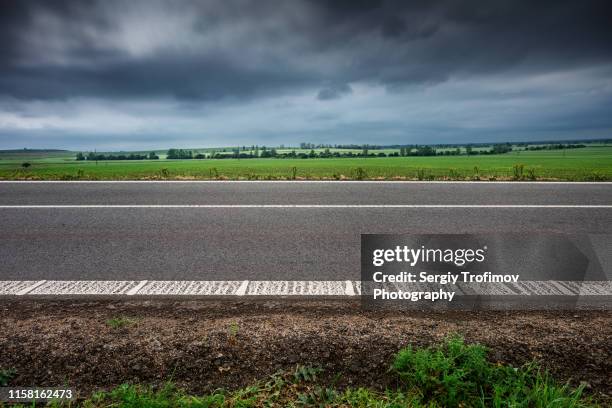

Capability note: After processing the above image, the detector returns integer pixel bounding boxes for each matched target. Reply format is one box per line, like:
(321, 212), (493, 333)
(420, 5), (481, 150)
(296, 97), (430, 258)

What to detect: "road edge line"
(16, 280), (46, 295)
(126, 280), (148, 295)
(345, 280), (356, 296)
(236, 280), (249, 296)
(1, 180), (611, 184)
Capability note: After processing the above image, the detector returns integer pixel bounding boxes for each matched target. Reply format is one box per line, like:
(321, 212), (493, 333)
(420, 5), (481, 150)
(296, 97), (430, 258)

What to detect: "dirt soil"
(0, 298), (610, 402)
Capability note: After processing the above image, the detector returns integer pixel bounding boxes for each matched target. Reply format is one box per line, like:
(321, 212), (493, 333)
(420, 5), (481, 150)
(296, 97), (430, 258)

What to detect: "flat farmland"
(0, 146), (610, 180)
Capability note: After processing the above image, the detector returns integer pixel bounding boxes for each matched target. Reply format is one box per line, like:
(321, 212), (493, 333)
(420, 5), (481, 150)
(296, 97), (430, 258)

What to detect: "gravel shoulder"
(0, 298), (610, 402)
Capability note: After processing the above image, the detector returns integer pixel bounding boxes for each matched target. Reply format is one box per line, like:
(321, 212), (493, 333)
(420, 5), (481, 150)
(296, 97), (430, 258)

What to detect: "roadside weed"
(105, 317), (136, 329)
(0, 367), (16, 386)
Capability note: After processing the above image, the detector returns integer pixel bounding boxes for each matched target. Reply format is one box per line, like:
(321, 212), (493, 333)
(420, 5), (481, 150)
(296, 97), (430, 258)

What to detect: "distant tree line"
(525, 144), (586, 151)
(76, 152), (159, 161)
(299, 142), (385, 150)
(187, 145), (505, 159)
(166, 149), (194, 159)
(490, 144), (513, 154)
(75, 142), (587, 162)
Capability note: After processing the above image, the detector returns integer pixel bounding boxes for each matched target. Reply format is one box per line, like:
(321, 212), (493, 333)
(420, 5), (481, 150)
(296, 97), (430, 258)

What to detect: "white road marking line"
(0, 205), (610, 208)
(0, 280), (610, 296)
(245, 281), (348, 295)
(15, 280), (46, 295)
(27, 281), (138, 295)
(579, 282), (612, 295)
(126, 280), (148, 295)
(137, 281), (243, 295)
(236, 280), (249, 296)
(1, 180), (611, 184)
(345, 280), (355, 296)
(0, 281), (39, 295)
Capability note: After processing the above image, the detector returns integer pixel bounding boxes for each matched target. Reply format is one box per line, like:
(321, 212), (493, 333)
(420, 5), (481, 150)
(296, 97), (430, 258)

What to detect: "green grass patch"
(393, 335), (590, 407)
(19, 336), (599, 407)
(0, 368), (16, 386)
(105, 317), (137, 329)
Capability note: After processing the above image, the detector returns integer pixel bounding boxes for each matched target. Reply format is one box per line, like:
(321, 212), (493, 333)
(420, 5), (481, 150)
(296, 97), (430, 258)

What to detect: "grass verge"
(12, 335), (598, 407)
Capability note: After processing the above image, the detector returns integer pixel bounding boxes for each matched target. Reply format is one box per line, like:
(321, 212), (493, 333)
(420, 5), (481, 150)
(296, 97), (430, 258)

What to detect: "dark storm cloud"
(0, 55), (314, 101)
(0, 0), (611, 102)
(1, 0), (612, 149)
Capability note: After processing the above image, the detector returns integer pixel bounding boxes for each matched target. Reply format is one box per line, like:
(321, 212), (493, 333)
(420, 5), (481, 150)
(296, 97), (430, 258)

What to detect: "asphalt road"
(1, 181), (611, 205)
(0, 181), (610, 281)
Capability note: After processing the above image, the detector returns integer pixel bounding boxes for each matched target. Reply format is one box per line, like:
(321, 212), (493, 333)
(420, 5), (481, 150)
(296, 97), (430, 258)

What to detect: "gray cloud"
(2, 0), (611, 101)
(0, 0), (611, 148)
(317, 83), (353, 100)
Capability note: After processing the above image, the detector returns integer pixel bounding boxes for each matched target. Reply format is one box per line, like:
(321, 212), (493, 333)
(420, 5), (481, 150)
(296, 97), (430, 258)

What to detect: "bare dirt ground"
(0, 298), (610, 402)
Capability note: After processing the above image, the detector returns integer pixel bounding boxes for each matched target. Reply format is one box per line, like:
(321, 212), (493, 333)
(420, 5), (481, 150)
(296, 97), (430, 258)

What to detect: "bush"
(352, 167), (367, 180)
(526, 167), (537, 180)
(583, 171), (607, 181)
(512, 164), (525, 180)
(416, 169), (426, 180)
(393, 335), (489, 406)
(473, 165), (480, 180)
(393, 335), (588, 408)
(448, 168), (460, 180)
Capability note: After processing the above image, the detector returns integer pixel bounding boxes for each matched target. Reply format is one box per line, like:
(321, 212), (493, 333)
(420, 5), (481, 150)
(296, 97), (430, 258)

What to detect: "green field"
(1, 146), (611, 181)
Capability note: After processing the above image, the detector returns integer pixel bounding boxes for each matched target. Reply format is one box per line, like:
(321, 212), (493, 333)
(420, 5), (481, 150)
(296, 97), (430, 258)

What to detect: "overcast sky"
(1, 0), (611, 150)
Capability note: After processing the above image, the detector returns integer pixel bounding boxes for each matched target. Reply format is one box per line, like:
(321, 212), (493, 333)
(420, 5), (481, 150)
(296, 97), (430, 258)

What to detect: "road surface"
(0, 181), (610, 282)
